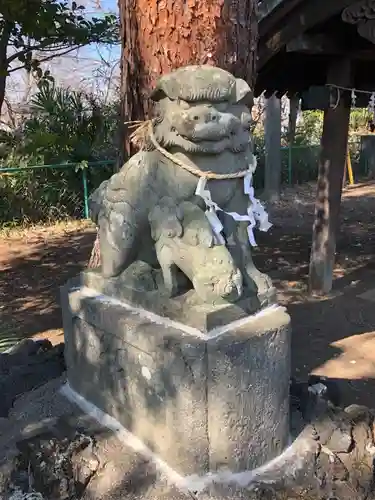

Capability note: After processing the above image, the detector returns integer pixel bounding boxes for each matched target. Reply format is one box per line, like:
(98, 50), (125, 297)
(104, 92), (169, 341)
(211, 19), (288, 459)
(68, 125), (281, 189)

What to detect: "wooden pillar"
(264, 94), (282, 202)
(309, 59), (351, 295)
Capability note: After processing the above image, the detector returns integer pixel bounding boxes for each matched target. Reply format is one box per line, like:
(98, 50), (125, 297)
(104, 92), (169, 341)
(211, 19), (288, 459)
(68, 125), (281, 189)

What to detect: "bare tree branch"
(8, 45), (85, 73)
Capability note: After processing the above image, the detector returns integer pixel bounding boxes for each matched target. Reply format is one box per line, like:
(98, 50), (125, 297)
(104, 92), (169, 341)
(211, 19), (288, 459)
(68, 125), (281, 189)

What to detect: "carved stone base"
(80, 265), (277, 333)
(61, 278), (290, 476)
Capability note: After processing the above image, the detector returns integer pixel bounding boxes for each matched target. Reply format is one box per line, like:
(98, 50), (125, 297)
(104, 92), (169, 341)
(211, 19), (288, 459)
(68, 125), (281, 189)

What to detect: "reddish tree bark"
(89, 0), (258, 268)
(119, 0), (258, 152)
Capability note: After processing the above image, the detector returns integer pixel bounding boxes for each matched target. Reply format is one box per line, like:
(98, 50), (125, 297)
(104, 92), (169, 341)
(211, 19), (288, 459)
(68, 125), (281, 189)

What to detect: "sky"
(75, 0), (121, 96)
(4, 0), (121, 116)
(81, 0), (121, 65)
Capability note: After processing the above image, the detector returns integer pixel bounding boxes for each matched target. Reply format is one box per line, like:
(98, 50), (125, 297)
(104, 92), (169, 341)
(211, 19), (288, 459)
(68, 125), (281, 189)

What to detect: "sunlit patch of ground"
(313, 331), (375, 380)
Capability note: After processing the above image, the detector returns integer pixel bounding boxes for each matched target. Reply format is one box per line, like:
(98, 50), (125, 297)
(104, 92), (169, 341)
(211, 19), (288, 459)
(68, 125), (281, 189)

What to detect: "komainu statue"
(89, 65), (275, 308)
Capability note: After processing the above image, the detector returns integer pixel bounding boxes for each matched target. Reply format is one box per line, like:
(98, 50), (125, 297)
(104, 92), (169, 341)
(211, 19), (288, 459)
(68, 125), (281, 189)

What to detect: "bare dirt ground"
(1, 181), (375, 409)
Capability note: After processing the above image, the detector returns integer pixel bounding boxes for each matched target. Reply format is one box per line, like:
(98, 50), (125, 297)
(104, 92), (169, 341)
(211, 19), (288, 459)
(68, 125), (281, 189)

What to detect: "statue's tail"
(88, 231), (101, 269)
(87, 179), (108, 269)
(88, 179), (108, 224)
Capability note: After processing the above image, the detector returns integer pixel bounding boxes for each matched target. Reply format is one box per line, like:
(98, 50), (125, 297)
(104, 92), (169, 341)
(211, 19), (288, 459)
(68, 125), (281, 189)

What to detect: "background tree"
(118, 0), (258, 158)
(0, 0), (119, 114)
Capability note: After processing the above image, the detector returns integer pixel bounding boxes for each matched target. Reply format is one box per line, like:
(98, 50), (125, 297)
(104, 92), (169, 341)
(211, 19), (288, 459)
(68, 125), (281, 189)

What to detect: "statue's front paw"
(193, 270), (243, 304)
(216, 277), (243, 302)
(244, 268), (276, 305)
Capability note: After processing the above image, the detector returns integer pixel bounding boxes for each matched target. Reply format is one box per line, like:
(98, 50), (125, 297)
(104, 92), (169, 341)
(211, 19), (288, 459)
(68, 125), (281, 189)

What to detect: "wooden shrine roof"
(255, 0), (375, 98)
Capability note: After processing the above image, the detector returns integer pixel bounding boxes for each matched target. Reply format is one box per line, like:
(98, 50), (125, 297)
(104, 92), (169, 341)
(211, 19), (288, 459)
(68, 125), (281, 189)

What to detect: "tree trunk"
(89, 0), (259, 269)
(288, 95), (299, 144)
(361, 135), (375, 180)
(264, 94), (282, 202)
(0, 21), (13, 118)
(0, 73), (6, 119)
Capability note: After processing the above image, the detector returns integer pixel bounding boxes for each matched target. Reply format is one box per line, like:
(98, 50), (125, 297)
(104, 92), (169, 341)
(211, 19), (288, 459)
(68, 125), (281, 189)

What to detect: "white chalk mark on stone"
(76, 287), (282, 340)
(60, 382), (317, 495)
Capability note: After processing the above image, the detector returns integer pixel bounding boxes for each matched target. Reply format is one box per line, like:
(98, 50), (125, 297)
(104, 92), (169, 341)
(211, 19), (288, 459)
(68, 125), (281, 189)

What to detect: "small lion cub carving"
(148, 197), (243, 303)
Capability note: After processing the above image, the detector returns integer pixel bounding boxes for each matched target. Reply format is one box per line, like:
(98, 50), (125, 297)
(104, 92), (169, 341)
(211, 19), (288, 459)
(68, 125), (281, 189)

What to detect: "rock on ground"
(0, 339), (66, 418)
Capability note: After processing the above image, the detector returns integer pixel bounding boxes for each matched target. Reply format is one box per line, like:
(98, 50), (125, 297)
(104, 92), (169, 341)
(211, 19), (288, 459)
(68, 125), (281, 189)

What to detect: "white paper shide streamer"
(195, 154), (272, 247)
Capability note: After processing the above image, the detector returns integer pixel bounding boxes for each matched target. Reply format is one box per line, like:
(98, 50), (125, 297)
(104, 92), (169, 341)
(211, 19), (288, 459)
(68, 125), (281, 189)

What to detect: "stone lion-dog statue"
(89, 65), (275, 308)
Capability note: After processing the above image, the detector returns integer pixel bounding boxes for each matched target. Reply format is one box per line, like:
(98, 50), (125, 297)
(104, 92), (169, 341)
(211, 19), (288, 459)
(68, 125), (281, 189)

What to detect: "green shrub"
(0, 83), (119, 225)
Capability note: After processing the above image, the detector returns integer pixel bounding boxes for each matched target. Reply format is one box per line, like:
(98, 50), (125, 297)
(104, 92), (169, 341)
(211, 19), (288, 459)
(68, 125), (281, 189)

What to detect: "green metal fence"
(281, 144), (321, 185)
(253, 143), (324, 188)
(271, 139), (362, 186)
(0, 139), (365, 223)
(0, 160), (116, 220)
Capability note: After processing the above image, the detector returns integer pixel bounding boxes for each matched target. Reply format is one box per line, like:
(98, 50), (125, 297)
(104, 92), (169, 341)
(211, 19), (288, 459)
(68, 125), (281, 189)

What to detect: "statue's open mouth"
(172, 130), (250, 154)
(182, 122), (237, 142)
(176, 136), (238, 154)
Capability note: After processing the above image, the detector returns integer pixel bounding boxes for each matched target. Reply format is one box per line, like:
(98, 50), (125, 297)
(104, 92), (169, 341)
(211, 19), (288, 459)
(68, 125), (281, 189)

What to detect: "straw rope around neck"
(126, 120), (251, 180)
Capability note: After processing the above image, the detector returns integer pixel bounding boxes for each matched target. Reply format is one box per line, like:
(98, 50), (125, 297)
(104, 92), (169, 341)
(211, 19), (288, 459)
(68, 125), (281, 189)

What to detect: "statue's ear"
(150, 77), (180, 102)
(150, 87), (167, 102)
(235, 78), (253, 107)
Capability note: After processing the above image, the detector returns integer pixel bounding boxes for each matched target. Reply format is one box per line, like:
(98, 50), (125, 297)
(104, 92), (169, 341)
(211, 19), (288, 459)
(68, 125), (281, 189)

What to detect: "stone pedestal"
(61, 278), (291, 477)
